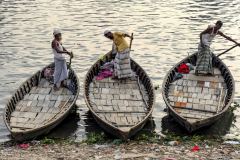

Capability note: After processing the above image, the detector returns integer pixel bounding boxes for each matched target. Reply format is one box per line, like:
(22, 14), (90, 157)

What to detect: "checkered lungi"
(114, 48), (132, 79)
(195, 45), (213, 75)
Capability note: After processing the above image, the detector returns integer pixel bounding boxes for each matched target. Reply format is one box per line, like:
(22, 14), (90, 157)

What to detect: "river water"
(0, 0), (240, 142)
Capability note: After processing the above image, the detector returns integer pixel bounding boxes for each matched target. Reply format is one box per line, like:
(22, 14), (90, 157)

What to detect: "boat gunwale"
(83, 51), (155, 138)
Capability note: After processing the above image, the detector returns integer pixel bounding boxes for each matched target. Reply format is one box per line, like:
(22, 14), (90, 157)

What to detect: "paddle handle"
(69, 57), (72, 67)
(129, 33), (134, 50)
(217, 44), (239, 57)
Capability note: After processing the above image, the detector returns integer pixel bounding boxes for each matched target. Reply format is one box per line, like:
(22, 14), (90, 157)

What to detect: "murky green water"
(0, 0), (240, 142)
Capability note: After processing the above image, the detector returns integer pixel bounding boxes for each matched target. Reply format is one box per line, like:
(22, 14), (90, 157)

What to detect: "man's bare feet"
(53, 85), (60, 91)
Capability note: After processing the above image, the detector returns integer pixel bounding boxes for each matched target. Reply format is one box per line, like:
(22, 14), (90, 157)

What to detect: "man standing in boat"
(104, 30), (133, 79)
(195, 20), (239, 75)
(52, 29), (73, 90)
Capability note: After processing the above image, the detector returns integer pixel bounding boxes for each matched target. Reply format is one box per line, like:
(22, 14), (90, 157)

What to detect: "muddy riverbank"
(0, 138), (239, 160)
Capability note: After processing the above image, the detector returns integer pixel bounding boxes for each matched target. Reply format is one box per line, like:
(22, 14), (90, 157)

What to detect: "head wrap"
(53, 29), (61, 36)
(104, 30), (111, 35)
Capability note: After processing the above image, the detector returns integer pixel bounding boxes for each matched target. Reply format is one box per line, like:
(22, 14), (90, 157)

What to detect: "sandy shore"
(0, 141), (239, 160)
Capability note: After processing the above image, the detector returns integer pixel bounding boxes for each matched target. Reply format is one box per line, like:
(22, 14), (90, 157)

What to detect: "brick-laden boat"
(84, 51), (155, 140)
(162, 53), (235, 132)
(4, 62), (79, 141)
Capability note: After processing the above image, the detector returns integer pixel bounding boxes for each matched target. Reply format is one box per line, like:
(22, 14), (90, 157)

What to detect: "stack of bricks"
(168, 68), (227, 120)
(10, 78), (74, 132)
(89, 77), (149, 127)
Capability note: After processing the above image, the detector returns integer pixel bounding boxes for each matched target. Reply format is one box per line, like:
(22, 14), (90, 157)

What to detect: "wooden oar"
(69, 57), (72, 67)
(129, 33), (134, 50)
(217, 44), (239, 57)
(68, 52), (73, 69)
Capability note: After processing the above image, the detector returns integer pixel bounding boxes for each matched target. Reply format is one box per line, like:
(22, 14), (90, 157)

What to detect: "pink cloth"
(44, 68), (54, 78)
(96, 70), (113, 80)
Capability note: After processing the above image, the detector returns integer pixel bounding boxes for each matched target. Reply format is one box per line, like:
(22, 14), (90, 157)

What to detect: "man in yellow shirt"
(104, 30), (133, 79)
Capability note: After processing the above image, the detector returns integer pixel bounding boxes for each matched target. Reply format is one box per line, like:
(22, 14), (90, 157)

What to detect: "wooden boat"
(4, 62), (79, 141)
(162, 53), (235, 132)
(84, 52), (155, 140)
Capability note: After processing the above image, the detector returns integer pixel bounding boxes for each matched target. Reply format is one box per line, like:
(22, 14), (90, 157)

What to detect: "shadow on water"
(43, 107), (156, 141)
(162, 109), (235, 136)
(46, 108), (235, 141)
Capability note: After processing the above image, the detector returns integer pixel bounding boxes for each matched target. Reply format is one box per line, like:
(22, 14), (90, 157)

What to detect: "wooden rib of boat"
(4, 62), (79, 141)
(162, 53), (235, 132)
(84, 51), (155, 140)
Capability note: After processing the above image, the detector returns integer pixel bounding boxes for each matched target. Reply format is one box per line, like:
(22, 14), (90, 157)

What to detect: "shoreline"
(0, 141), (239, 160)
(0, 133), (239, 160)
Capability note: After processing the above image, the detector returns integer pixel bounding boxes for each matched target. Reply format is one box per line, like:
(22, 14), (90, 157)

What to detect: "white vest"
(52, 41), (65, 60)
(201, 25), (218, 46)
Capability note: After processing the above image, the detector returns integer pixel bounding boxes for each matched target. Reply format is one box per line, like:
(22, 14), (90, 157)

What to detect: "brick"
(214, 89), (221, 95)
(193, 98), (200, 103)
(212, 95), (217, 100)
(198, 93), (204, 99)
(187, 81), (193, 86)
(126, 94), (133, 99)
(204, 94), (211, 100)
(199, 99), (206, 104)
(189, 87), (196, 93)
(204, 82), (210, 88)
(97, 106), (103, 110)
(213, 100), (218, 105)
(183, 86), (187, 92)
(192, 93), (197, 98)
(183, 98), (187, 103)
(177, 79), (183, 85)
(120, 94), (126, 99)
(218, 83), (222, 88)
(197, 81), (205, 87)
(186, 103), (192, 109)
(177, 86), (183, 91)
(202, 88), (209, 93)
(183, 80), (188, 86)
(169, 85), (175, 91)
(209, 88), (214, 94)
(210, 82), (217, 88)
(124, 101), (129, 106)
(93, 93), (101, 99)
(102, 88), (109, 94)
(100, 100), (107, 105)
(196, 87), (202, 93)
(192, 81), (197, 86)
(199, 104), (205, 110)
(107, 95), (113, 99)
(180, 102), (187, 107)
(178, 97), (183, 102)
(114, 95), (120, 99)
(210, 105), (217, 112)
(187, 98), (193, 103)
(193, 104), (199, 109)
(175, 102), (181, 107)
(206, 100), (214, 105)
